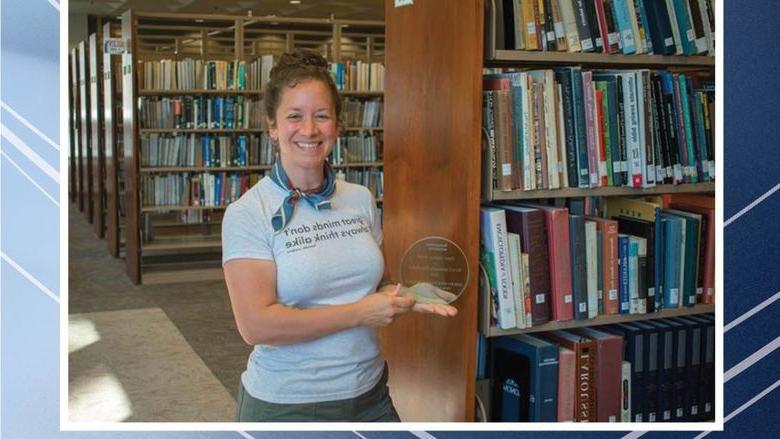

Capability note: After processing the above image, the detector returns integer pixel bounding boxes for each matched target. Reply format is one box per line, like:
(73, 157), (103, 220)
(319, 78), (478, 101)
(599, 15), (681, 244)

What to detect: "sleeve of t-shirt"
(367, 189), (383, 246)
(221, 202), (274, 264)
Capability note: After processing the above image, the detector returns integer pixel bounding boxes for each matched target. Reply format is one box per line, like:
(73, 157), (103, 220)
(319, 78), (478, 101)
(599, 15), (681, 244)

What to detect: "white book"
(635, 71), (655, 188)
(519, 72), (533, 191)
(698, 0), (715, 55)
(480, 207), (518, 329)
(621, 72), (643, 187)
(558, 0), (582, 52)
(507, 233), (526, 329)
(543, 70), (560, 189)
(685, 0), (708, 53)
(621, 360), (632, 422)
(585, 220), (598, 318)
(556, 82), (569, 188)
(625, 0), (644, 54)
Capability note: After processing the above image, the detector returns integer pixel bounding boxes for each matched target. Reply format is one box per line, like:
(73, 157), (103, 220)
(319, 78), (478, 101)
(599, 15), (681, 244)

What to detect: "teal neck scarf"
(269, 159), (336, 234)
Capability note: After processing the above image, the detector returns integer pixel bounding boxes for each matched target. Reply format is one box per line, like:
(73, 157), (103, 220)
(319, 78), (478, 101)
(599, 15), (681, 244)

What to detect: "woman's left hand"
(411, 302), (458, 317)
(380, 283), (458, 317)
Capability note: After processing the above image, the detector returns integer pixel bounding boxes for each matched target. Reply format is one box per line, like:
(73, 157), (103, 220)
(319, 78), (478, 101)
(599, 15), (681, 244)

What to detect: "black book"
(569, 214), (589, 320)
(583, 0), (604, 52)
(614, 215), (657, 313)
(555, 69), (580, 187)
(645, 319), (675, 421)
(501, 0), (516, 50)
(543, 0), (557, 51)
(491, 347), (531, 421)
(573, 0), (596, 52)
(674, 316), (705, 421)
(616, 78), (628, 186)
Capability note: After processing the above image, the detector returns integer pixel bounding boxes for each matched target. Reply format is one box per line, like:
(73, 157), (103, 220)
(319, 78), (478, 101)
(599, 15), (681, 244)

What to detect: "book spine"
(621, 360), (632, 422)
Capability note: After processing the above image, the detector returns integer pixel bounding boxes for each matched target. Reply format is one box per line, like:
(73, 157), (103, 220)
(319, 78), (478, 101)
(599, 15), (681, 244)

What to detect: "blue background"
(1, 0), (777, 438)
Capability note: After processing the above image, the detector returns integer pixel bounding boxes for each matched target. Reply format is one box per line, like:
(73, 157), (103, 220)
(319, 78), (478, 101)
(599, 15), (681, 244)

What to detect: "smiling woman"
(220, 49), (457, 423)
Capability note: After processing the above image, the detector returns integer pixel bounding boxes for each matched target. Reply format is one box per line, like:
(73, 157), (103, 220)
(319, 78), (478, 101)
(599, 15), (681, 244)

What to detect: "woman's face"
(269, 79), (338, 173)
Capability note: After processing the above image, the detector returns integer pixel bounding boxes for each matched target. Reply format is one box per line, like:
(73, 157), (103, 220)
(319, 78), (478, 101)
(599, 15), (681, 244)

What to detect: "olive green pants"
(235, 364), (401, 422)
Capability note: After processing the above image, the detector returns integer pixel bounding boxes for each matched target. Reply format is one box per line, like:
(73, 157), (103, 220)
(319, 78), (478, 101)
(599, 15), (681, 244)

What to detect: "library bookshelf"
(381, 0), (715, 422)
(117, 10), (385, 284)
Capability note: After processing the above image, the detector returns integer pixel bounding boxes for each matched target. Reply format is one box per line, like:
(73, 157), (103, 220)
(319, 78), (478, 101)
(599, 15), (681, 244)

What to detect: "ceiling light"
(290, 0), (301, 4)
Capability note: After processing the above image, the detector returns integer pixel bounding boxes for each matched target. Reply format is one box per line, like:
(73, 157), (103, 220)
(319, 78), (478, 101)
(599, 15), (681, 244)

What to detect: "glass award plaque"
(399, 236), (469, 305)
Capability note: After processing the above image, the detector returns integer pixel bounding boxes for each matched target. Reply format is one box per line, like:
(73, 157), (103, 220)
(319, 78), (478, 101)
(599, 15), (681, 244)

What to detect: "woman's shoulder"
(335, 180), (374, 204)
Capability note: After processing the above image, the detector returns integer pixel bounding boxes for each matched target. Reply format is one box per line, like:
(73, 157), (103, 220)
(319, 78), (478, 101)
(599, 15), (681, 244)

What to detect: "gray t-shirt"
(222, 176), (385, 403)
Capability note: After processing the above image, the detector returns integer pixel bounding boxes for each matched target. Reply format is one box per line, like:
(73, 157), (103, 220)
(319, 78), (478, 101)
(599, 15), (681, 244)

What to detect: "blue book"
(644, 0), (676, 55)
(225, 97), (235, 129)
(664, 317), (687, 421)
(571, 68), (590, 188)
(490, 334), (559, 422)
(635, 0), (654, 53)
(215, 173), (222, 206)
(673, 316), (705, 421)
(686, 314), (715, 420)
(202, 135), (211, 168)
(677, 75), (697, 183)
(644, 319), (675, 421)
(653, 206), (665, 311)
(612, 0), (637, 54)
(604, 323), (645, 422)
(238, 135), (247, 166)
(628, 238), (640, 314)
(618, 234), (630, 314)
(671, 0), (696, 55)
(661, 215), (683, 308)
(476, 332), (488, 380)
(632, 320), (660, 422)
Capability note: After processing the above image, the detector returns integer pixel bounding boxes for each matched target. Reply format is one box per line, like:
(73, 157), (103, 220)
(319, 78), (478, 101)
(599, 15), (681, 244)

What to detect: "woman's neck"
(280, 156), (324, 191)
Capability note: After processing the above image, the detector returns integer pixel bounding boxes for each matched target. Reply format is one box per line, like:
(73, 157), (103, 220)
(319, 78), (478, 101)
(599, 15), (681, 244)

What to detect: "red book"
(521, 204), (573, 321)
(574, 327), (624, 422)
(593, 0), (612, 54)
(594, 88), (608, 187)
(586, 216), (620, 314)
(558, 346), (576, 422)
(541, 330), (597, 422)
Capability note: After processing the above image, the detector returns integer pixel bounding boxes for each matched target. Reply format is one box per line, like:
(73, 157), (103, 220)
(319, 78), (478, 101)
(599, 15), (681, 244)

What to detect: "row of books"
(140, 96), (265, 130)
(483, 314), (715, 422)
(139, 58), (273, 91)
(336, 168), (384, 200)
(330, 134), (383, 164)
(343, 98), (383, 128)
(141, 172), (251, 208)
(141, 133), (276, 168)
(330, 61), (385, 92)
(483, 69), (714, 192)
(480, 193), (714, 330)
(486, 0), (715, 56)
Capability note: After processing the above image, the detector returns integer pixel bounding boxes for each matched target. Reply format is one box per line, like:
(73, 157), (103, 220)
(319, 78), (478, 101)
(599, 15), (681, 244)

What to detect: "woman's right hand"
(356, 284), (415, 328)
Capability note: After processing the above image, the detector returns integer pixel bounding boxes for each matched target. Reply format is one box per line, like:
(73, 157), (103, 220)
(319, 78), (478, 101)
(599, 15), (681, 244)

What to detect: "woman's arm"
(223, 258), (415, 347)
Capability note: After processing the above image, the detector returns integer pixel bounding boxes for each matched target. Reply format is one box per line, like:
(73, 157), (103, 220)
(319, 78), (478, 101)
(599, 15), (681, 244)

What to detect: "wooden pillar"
(121, 10), (141, 284)
(103, 21), (120, 257)
(89, 27), (106, 238)
(78, 40), (94, 223)
(381, 0), (483, 421)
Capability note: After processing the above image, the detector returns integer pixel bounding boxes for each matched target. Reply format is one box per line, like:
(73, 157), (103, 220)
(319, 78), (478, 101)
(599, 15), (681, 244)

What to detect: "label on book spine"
(673, 165), (683, 182)
(657, 166), (665, 180)
(535, 294), (545, 304)
(665, 37), (674, 47)
(608, 33), (620, 45)
(613, 162), (622, 173)
(705, 403), (712, 413)
(595, 37), (603, 47)
(692, 405), (699, 415)
(664, 410), (671, 420)
(635, 414), (642, 422)
(609, 415), (616, 422)
(621, 30), (635, 46)
(687, 29), (696, 42)
(502, 163), (512, 176)
(709, 161), (716, 179)
(579, 302), (587, 313)
(564, 294), (573, 303)
(648, 287), (655, 297)
(609, 289), (618, 300)
(697, 287), (703, 296)
(649, 412), (656, 422)
(581, 39), (594, 51)
(554, 22), (565, 38)
(528, 23), (537, 36)
(707, 287), (714, 297)
(547, 31), (556, 42)
(676, 408), (684, 418)
(599, 162), (608, 177)
(689, 296), (697, 305)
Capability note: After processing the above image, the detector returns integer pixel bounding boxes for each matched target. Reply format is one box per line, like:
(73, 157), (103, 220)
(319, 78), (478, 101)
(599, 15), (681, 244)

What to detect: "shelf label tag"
(394, 0), (413, 7)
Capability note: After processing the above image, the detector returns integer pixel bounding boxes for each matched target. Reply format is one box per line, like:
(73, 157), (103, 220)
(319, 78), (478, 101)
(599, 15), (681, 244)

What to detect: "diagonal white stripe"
(1, 252), (60, 303)
(236, 431), (253, 439)
(693, 378), (780, 439)
(724, 182), (780, 227)
(410, 432), (438, 439)
(724, 336), (780, 383)
(0, 101), (59, 151)
(353, 432), (369, 439)
(725, 290), (780, 333)
(1, 150), (59, 206)
(1, 124), (59, 182)
(621, 432), (649, 439)
(47, 0), (60, 11)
